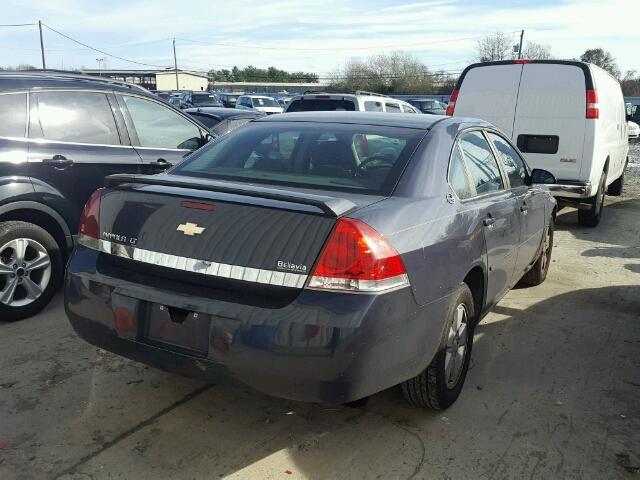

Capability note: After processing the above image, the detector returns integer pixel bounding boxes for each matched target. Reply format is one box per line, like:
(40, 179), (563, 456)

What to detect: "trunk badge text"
(177, 223), (206, 236)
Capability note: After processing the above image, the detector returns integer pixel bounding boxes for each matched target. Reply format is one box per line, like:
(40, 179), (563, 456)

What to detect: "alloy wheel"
(0, 238), (52, 308)
(445, 303), (469, 389)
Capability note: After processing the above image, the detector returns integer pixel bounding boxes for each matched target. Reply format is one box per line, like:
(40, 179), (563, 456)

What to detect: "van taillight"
(446, 89), (459, 116)
(586, 89), (599, 119)
(306, 218), (409, 293)
(78, 188), (104, 249)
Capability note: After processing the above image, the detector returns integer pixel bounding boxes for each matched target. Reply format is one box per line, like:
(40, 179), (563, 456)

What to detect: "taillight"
(306, 218), (409, 293)
(513, 59), (533, 64)
(445, 89), (459, 116)
(78, 188), (104, 249)
(586, 89), (599, 119)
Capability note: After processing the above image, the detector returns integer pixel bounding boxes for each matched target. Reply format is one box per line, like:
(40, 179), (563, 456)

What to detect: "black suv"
(0, 72), (212, 321)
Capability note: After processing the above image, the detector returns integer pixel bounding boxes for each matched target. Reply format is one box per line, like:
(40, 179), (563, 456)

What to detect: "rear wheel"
(607, 160), (627, 196)
(0, 221), (63, 321)
(401, 283), (474, 409)
(520, 216), (554, 286)
(578, 171), (606, 228)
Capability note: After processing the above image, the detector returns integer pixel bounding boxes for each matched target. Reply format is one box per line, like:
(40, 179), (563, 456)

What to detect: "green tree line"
(208, 66), (318, 83)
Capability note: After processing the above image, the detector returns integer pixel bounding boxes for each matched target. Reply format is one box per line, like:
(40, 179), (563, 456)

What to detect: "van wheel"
(607, 162), (627, 196)
(0, 221), (63, 321)
(578, 171), (606, 228)
(520, 217), (554, 286)
(401, 284), (474, 409)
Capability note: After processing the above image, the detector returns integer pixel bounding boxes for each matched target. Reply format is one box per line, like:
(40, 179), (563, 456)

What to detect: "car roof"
(255, 111), (452, 129)
(0, 71), (149, 94)
(184, 107), (263, 119)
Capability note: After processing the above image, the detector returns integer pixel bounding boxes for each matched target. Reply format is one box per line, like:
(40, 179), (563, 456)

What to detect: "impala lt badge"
(177, 222), (205, 236)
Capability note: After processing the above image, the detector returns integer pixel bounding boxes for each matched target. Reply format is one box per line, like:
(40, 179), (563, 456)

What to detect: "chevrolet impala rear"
(65, 113), (548, 407)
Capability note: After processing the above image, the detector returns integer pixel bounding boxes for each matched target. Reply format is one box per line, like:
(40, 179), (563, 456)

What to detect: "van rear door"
(512, 63), (587, 180)
(456, 64), (523, 137)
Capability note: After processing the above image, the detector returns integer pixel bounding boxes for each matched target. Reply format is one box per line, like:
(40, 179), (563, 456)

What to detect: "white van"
(449, 60), (629, 227)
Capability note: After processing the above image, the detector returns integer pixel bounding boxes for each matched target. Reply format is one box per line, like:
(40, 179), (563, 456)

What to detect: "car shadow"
(26, 285), (637, 479)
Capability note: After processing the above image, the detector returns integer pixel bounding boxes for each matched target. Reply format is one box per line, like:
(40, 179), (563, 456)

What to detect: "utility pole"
(517, 29), (524, 59)
(173, 38), (179, 90)
(38, 20), (46, 70)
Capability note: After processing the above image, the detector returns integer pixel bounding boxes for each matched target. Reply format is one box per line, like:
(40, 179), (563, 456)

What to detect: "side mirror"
(626, 113), (633, 122)
(531, 168), (556, 185)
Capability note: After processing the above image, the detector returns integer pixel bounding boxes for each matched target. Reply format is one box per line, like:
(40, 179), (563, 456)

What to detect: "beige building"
(81, 69), (209, 91)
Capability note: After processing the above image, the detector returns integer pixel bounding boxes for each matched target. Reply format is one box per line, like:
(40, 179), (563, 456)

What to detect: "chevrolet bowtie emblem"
(177, 222), (205, 236)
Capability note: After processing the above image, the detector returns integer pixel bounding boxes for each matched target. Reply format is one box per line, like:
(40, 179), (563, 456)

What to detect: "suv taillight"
(306, 218), (409, 293)
(78, 188), (104, 249)
(445, 89), (459, 116)
(586, 89), (599, 119)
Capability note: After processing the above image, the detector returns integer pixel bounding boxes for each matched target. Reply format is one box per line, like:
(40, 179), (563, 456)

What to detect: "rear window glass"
(172, 122), (424, 195)
(287, 99), (356, 112)
(252, 97), (279, 107)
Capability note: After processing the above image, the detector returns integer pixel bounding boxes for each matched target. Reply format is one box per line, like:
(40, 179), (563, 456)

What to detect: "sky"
(1, 0), (638, 78)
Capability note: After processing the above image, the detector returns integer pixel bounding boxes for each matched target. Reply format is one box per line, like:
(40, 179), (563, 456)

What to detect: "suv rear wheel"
(0, 221), (63, 321)
(401, 283), (475, 409)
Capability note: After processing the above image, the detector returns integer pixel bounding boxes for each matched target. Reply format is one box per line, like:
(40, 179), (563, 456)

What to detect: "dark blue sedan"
(64, 112), (557, 409)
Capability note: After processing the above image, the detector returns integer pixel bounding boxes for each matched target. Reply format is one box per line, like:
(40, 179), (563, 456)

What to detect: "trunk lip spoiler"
(104, 174), (358, 217)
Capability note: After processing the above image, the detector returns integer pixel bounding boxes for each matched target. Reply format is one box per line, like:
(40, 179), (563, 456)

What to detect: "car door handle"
(42, 155), (74, 169)
(483, 216), (496, 227)
(149, 158), (173, 169)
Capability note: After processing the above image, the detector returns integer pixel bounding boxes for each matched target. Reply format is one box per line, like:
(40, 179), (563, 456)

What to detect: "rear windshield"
(252, 97), (279, 107)
(287, 99), (356, 112)
(192, 94), (217, 104)
(172, 122), (424, 195)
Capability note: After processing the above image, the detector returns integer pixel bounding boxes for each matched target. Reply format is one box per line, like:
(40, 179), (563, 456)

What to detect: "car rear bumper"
(64, 247), (450, 403)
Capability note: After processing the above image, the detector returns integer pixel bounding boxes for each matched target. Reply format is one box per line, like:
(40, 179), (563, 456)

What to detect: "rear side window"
(286, 99), (356, 112)
(0, 93), (27, 138)
(458, 131), (504, 195)
(402, 105), (416, 114)
(449, 145), (472, 199)
(172, 123), (423, 195)
(488, 133), (528, 188)
(385, 102), (401, 113)
(121, 95), (202, 150)
(364, 101), (383, 112)
(31, 91), (119, 145)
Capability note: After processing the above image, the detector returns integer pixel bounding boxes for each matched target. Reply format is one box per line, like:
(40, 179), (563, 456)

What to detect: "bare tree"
(474, 32), (515, 62)
(522, 42), (553, 60)
(329, 51), (437, 94)
(621, 70), (640, 96)
(580, 48), (620, 78)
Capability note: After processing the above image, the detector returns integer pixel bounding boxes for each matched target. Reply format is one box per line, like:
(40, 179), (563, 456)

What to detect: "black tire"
(520, 216), (554, 286)
(401, 283), (475, 409)
(578, 171), (606, 228)
(0, 221), (63, 321)
(607, 160), (627, 196)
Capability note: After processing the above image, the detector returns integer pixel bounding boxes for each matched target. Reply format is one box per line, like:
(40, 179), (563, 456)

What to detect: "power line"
(0, 23), (37, 27)
(175, 31), (520, 52)
(41, 23), (172, 69)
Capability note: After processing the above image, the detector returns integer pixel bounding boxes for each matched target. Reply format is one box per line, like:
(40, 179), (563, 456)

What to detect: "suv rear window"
(172, 122), (424, 195)
(287, 99), (356, 112)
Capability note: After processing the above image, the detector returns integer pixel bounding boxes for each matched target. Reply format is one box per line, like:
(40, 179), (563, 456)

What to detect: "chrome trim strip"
(80, 236), (307, 289)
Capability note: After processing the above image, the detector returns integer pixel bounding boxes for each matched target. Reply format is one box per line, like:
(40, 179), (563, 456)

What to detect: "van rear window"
(517, 134), (559, 155)
(287, 99), (356, 112)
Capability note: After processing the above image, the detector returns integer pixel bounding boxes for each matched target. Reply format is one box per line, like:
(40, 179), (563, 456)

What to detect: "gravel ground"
(625, 142), (640, 197)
